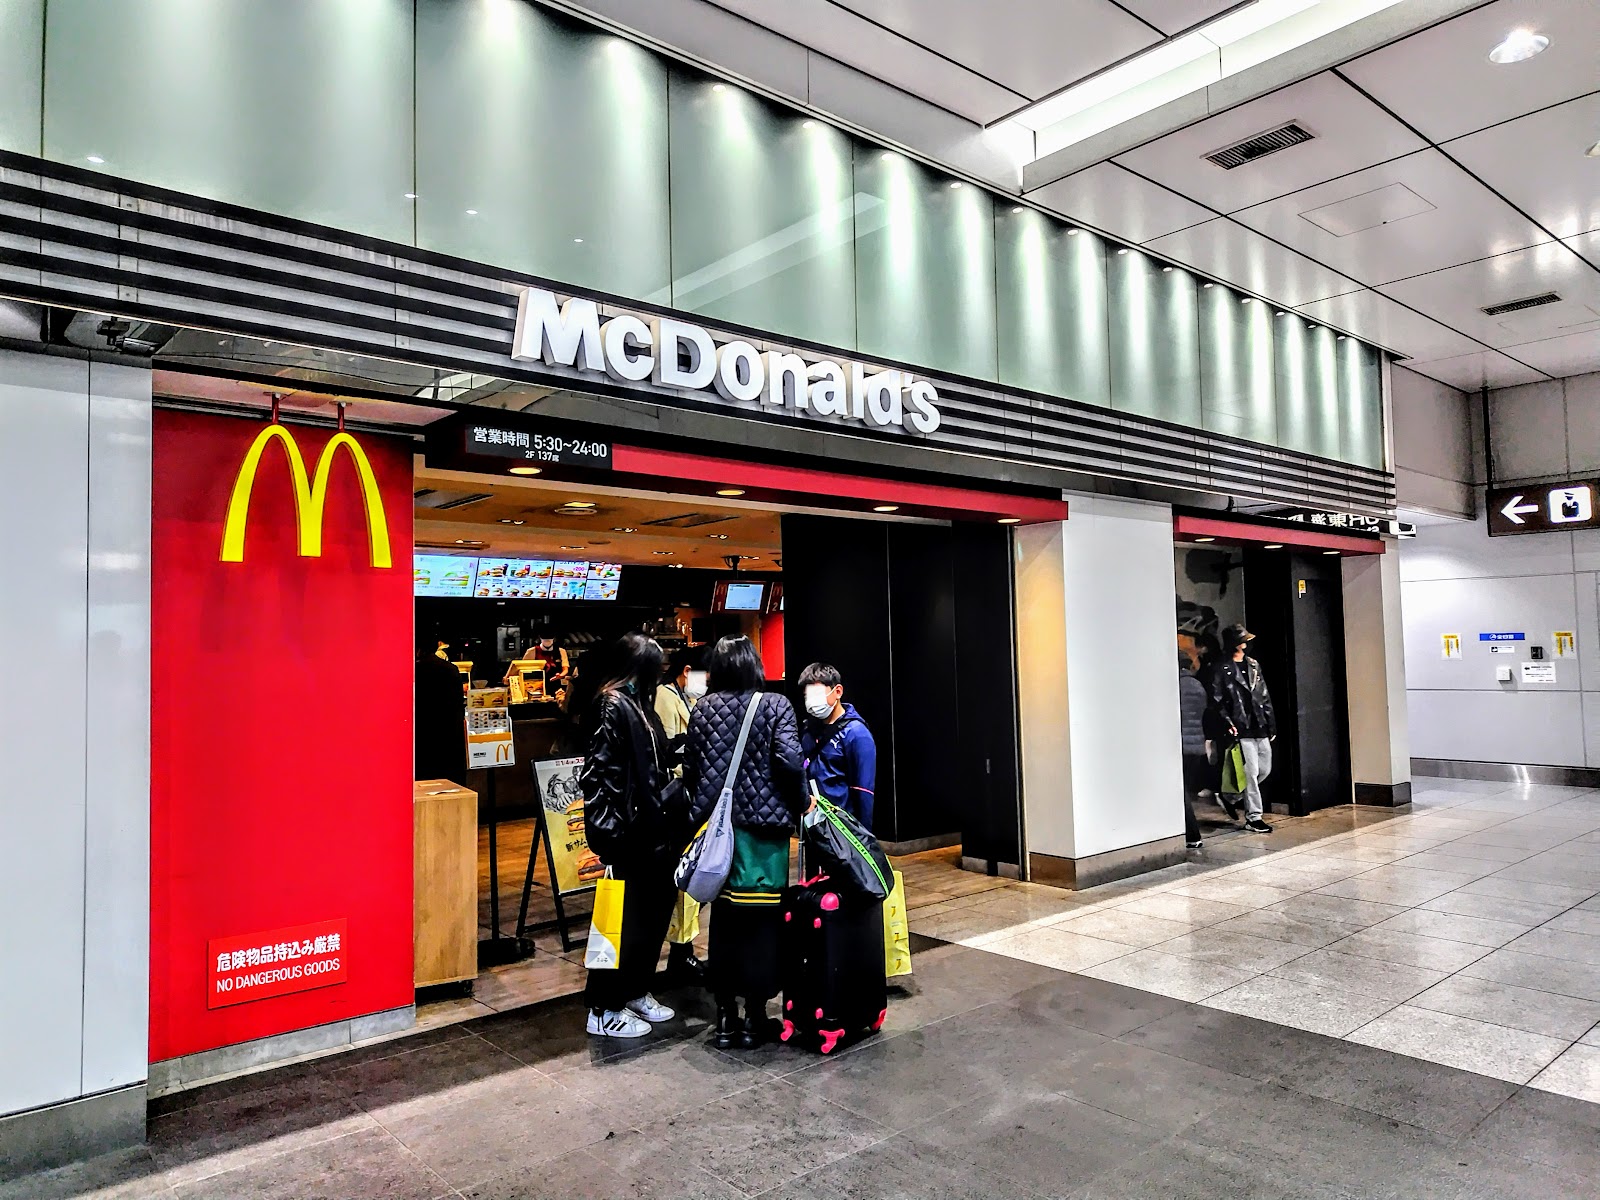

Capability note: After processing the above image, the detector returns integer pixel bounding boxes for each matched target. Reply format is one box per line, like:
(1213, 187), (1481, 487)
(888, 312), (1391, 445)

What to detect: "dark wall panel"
(887, 524), (960, 843)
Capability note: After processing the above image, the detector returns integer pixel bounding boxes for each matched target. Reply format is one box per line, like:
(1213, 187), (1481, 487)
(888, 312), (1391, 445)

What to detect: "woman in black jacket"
(683, 635), (804, 1049)
(579, 633), (685, 1039)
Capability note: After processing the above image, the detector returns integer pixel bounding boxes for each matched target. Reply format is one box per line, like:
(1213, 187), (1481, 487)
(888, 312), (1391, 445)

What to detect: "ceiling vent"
(1481, 293), (1561, 316)
(642, 512), (740, 529)
(413, 488), (493, 511)
(1205, 121), (1315, 169)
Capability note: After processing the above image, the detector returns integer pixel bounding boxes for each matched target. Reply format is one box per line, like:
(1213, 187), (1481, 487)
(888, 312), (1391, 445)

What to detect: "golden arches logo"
(220, 424), (392, 568)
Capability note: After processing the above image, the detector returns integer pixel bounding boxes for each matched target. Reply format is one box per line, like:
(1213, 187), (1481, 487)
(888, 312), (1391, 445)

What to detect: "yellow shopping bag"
(883, 869), (912, 978)
(666, 892), (701, 945)
(584, 873), (625, 969)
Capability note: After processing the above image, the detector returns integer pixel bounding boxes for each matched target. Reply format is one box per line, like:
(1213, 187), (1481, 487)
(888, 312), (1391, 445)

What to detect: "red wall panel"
(150, 411), (414, 1062)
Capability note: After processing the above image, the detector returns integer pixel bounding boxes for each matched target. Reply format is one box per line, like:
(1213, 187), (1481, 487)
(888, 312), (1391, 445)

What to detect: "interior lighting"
(1488, 29), (1549, 64)
(712, 83), (726, 92)
(508, 466), (541, 475)
(498, 518), (526, 525)
(1263, 543), (1284, 549)
(1066, 228), (1079, 236)
(873, 504), (900, 513)
(1277, 310), (1289, 317)
(1116, 248), (1129, 255)
(465, 209), (478, 216)
(1162, 266), (1174, 273)
(716, 488), (746, 497)
(1203, 282), (1214, 289)
(1323, 549), (1341, 555)
(612, 526), (637, 533)
(404, 192), (417, 199)
(802, 120), (815, 128)
(1194, 536), (1216, 543)
(881, 152), (893, 161)
(1241, 297), (1253, 304)
(1011, 206), (1024, 214)
(86, 155), (105, 164)
(1586, 139), (1600, 159)
(573, 238), (583, 243)
(653, 550), (675, 555)
(998, 517), (1021, 525)
(563, 500), (597, 508)
(949, 181), (962, 189)
(561, 545), (584, 551)
(708, 533), (730, 540)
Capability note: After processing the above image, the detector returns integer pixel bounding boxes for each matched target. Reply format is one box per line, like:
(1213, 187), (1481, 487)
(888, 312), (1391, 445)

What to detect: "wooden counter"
(413, 779), (478, 989)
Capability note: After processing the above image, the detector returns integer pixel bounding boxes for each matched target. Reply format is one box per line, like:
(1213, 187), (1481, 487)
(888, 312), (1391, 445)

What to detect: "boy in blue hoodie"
(798, 662), (878, 830)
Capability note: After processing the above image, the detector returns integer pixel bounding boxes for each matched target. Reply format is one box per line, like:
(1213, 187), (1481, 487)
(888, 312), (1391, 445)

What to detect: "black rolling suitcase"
(779, 875), (888, 1055)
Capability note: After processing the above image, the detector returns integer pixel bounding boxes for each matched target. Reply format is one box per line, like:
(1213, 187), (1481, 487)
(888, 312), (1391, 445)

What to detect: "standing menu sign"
(517, 756), (601, 951)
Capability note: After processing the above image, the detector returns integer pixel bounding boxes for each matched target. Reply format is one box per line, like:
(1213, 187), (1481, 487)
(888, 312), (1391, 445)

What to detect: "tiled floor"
(909, 778), (1600, 1102)
(11, 927), (1597, 1198)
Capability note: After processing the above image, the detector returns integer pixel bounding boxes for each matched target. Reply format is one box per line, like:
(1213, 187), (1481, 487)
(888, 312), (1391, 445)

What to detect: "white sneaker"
(626, 993), (675, 1023)
(587, 1008), (651, 1038)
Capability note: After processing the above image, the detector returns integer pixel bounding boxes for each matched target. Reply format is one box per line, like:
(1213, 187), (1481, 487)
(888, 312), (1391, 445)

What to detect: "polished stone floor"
(9, 778), (1600, 1197)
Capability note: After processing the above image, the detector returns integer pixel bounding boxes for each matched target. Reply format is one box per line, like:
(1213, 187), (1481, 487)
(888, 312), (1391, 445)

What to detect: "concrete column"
(1014, 495), (1186, 888)
(1343, 543), (1411, 805)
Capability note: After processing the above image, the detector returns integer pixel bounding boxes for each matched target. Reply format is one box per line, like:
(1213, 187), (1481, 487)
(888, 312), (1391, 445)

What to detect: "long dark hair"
(706, 634), (764, 693)
(602, 632), (665, 697)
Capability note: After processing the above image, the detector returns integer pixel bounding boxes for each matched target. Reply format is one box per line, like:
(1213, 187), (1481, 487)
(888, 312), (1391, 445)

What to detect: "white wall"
(0, 351), (150, 1118)
(1016, 495), (1185, 864)
(1391, 365), (1477, 519)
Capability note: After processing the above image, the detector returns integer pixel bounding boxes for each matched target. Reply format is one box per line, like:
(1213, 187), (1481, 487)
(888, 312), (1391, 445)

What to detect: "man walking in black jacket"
(1206, 624), (1276, 834)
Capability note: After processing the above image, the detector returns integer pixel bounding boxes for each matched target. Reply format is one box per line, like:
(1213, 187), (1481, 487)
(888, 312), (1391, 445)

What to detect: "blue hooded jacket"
(801, 704), (877, 830)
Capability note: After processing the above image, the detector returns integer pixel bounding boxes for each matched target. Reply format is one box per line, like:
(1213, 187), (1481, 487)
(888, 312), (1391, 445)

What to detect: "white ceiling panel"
(1114, 73), (1428, 214)
(1569, 230), (1600, 274)
(1117, 0), (1240, 36)
(704, 0), (1025, 121)
(1380, 241), (1600, 349)
(1144, 217), (1362, 306)
(832, 0), (1158, 101)
(1294, 288), (1484, 361)
(1232, 149), (1551, 286)
(1503, 329), (1600, 379)
(1027, 161), (1217, 243)
(1400, 348), (1549, 391)
(1446, 92), (1600, 240)
(1339, 0), (1600, 143)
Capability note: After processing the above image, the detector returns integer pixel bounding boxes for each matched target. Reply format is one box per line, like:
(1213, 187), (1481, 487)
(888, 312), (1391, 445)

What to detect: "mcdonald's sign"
(219, 423), (392, 568)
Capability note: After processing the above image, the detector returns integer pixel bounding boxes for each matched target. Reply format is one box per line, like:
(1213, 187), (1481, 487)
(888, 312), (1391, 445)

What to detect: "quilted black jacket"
(683, 690), (805, 832)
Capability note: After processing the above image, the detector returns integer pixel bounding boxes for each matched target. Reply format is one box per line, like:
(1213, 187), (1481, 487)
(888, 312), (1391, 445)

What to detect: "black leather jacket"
(684, 690), (804, 833)
(1206, 656), (1277, 739)
(579, 688), (686, 869)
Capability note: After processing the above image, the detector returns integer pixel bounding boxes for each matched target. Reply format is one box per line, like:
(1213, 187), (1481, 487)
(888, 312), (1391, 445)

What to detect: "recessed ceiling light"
(653, 550), (675, 556)
(708, 533), (730, 540)
(508, 466), (541, 475)
(668, 563), (684, 569)
(1162, 266), (1173, 273)
(86, 155), (104, 164)
(715, 488), (745, 497)
(561, 545), (584, 551)
(573, 237), (583, 243)
(1263, 543), (1284, 550)
(1277, 310), (1289, 317)
(1203, 282), (1214, 289)
(1011, 206), (1024, 214)
(1194, 536), (1216, 543)
(498, 518), (526, 525)
(455, 540), (470, 545)
(1488, 29), (1549, 64)
(998, 517), (1021, 525)
(1323, 549), (1341, 556)
(949, 181), (962, 189)
(465, 209), (478, 216)
(1116, 248), (1129, 255)
(873, 504), (900, 513)
(1066, 228), (1078, 236)
(404, 192), (417, 199)
(612, 526), (637, 533)
(738, 555), (760, 561)
(563, 500), (597, 509)
(1337, 335), (1348, 341)
(1241, 297), (1253, 304)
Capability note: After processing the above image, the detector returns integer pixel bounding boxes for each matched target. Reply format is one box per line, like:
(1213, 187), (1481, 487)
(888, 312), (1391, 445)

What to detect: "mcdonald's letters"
(220, 423), (392, 567)
(511, 287), (942, 435)
(207, 919), (348, 1009)
(467, 706), (516, 769)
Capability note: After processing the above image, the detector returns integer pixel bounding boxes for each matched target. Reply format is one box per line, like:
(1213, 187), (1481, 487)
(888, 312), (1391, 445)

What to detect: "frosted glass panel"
(1199, 286), (1275, 444)
(0, 0), (43, 154)
(1306, 322), (1342, 460)
(43, 0), (414, 243)
(668, 71), (855, 348)
(416, 0), (669, 301)
(854, 150), (996, 380)
(996, 209), (1110, 408)
(1108, 250), (1201, 426)
(1338, 335), (1385, 469)
(1275, 314), (1342, 458)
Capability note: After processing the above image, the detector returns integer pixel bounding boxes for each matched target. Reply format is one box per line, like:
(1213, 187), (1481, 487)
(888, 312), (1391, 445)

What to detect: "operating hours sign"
(1487, 480), (1600, 536)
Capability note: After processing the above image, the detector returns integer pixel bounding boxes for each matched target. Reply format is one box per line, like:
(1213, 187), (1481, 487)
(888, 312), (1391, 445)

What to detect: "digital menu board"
(413, 554), (479, 598)
(414, 556), (621, 600)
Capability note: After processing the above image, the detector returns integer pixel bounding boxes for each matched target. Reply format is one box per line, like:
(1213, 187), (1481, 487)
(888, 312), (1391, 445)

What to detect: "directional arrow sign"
(1501, 494), (1538, 524)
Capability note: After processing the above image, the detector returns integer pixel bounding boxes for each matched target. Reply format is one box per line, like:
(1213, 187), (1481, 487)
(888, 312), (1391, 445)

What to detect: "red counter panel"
(150, 410), (414, 1062)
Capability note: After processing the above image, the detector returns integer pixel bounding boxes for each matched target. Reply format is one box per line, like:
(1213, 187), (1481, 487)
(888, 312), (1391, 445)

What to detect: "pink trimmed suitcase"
(779, 878), (887, 1054)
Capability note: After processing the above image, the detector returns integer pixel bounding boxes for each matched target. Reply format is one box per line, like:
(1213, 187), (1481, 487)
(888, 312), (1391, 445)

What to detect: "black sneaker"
(1244, 818), (1273, 834)
(1217, 793), (1240, 821)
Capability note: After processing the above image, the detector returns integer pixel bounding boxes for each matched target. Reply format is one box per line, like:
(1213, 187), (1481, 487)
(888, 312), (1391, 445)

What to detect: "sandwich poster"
(534, 756), (601, 895)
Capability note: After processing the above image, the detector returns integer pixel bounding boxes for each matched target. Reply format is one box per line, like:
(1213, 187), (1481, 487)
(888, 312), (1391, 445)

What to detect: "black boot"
(712, 1003), (740, 1051)
(666, 942), (706, 986)
(745, 1000), (781, 1046)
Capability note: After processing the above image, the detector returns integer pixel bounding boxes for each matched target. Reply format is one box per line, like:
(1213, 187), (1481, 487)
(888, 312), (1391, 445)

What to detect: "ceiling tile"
(1340, 0), (1600, 142)
(1117, 0), (1239, 36)
(705, 0), (1025, 121)
(1027, 161), (1216, 244)
(1143, 217), (1361, 307)
(1294, 288), (1484, 361)
(832, 0), (1158, 101)
(1232, 149), (1551, 286)
(1570, 230), (1600, 274)
(1502, 329), (1600, 379)
(1400, 349), (1548, 391)
(1380, 241), (1600, 349)
(1114, 73), (1428, 214)
(1447, 92), (1600, 240)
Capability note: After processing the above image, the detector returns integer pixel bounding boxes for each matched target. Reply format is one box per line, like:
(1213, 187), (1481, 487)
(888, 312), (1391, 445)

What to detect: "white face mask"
(683, 670), (708, 700)
(804, 684), (834, 721)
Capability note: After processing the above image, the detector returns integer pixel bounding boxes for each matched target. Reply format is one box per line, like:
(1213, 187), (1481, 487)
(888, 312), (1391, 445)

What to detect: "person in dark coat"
(1204, 623), (1277, 834)
(1177, 650), (1209, 850)
(683, 635), (804, 1050)
(579, 633), (687, 1039)
(414, 639), (466, 784)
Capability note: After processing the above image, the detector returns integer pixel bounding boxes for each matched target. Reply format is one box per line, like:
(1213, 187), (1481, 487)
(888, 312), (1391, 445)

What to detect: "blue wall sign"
(1479, 632), (1526, 642)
